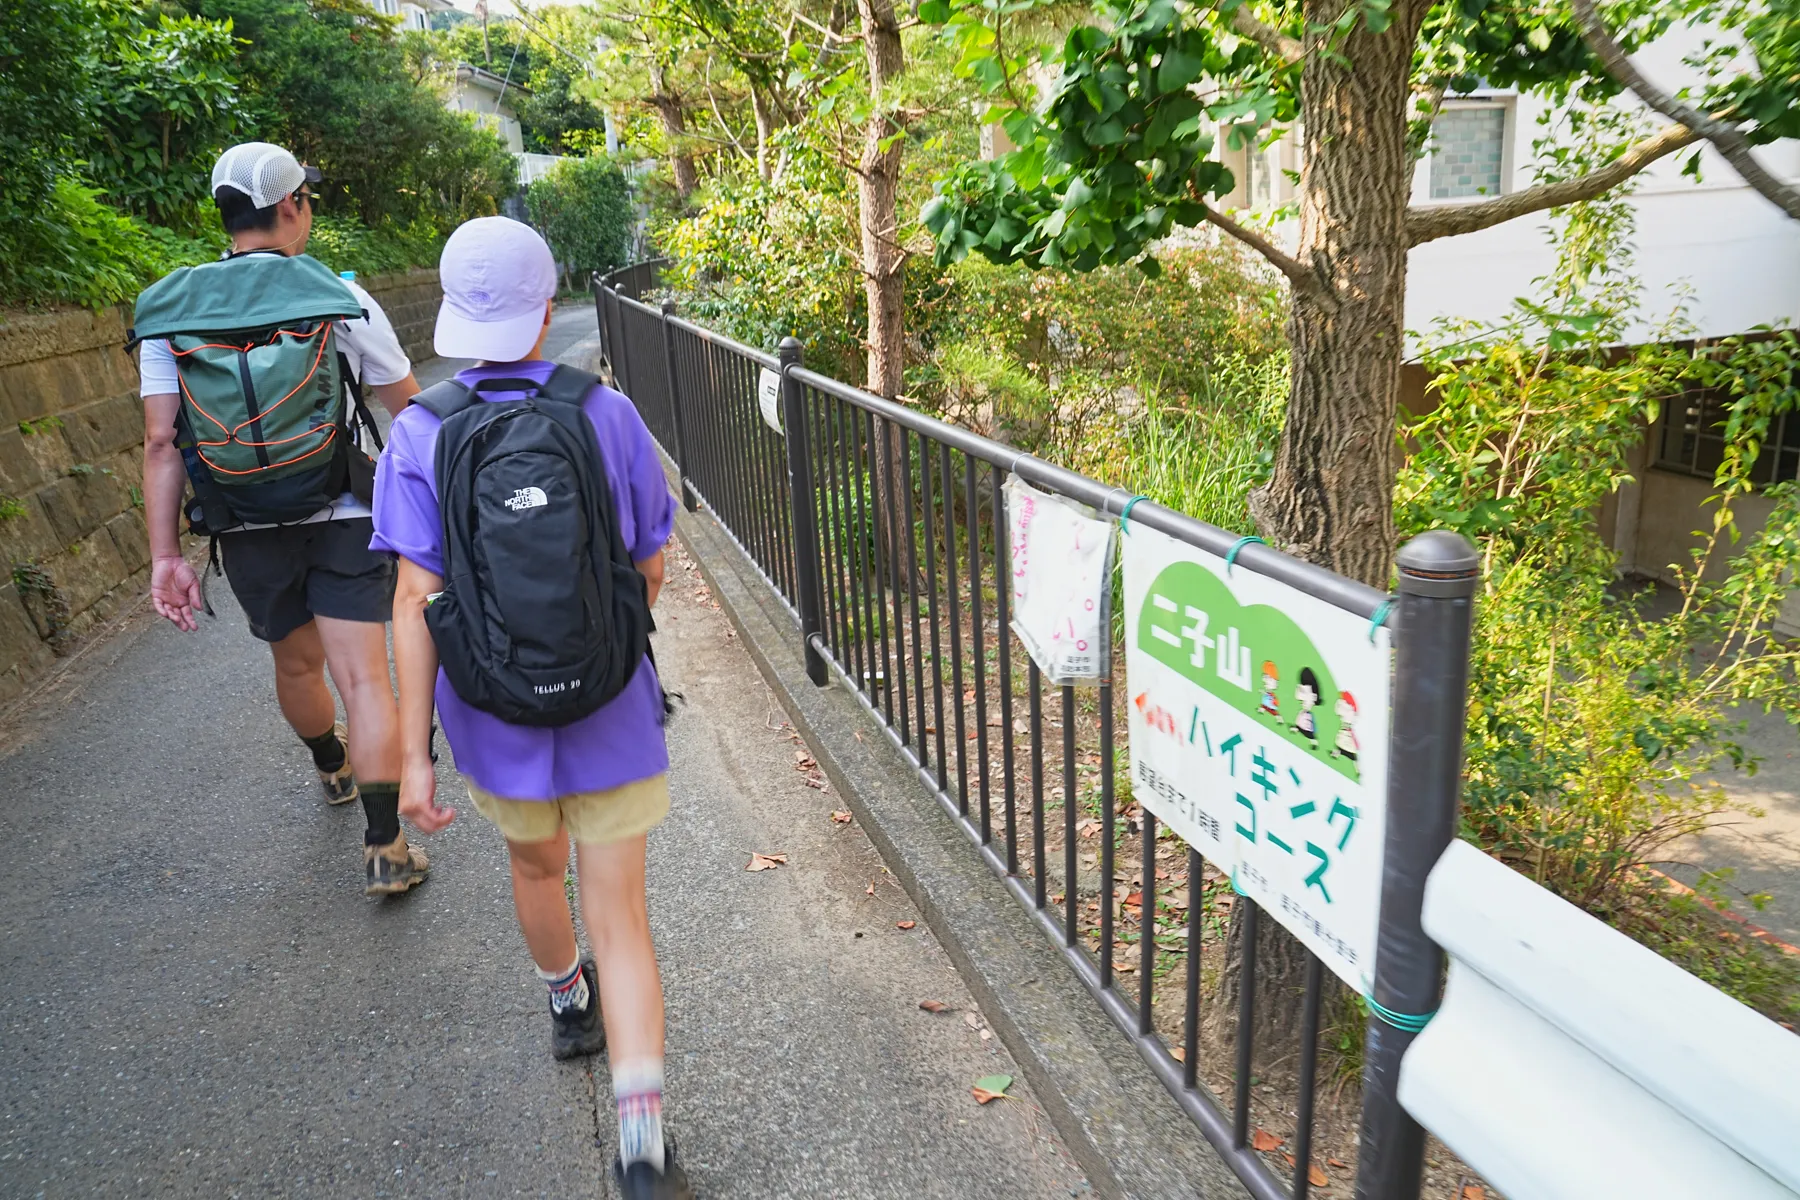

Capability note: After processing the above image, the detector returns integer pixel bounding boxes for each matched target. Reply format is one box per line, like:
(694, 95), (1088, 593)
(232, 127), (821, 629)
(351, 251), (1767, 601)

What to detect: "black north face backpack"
(414, 365), (653, 728)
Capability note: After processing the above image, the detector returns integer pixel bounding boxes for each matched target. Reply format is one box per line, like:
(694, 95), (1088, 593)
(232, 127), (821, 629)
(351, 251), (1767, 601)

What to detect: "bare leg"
(313, 615), (400, 783)
(575, 834), (663, 1063)
(506, 831), (580, 972)
(268, 621), (335, 738)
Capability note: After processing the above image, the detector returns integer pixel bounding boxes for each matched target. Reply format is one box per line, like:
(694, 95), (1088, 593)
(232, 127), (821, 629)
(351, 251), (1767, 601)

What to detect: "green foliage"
(305, 215), (445, 279)
(1398, 316), (1800, 927)
(525, 157), (636, 289)
(85, 4), (243, 226)
(0, 180), (166, 309)
(1097, 351), (1289, 534)
(185, 0), (517, 231)
(0, 0), (97, 230)
(659, 169), (863, 374)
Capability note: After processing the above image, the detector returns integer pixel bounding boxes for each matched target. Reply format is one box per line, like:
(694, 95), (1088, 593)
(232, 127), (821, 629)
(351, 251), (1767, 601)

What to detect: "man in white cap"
(136, 141), (430, 895)
(371, 217), (691, 1198)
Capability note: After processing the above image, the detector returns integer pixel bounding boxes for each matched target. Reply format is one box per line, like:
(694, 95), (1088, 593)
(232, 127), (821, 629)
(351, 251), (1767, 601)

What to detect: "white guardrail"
(1399, 839), (1800, 1200)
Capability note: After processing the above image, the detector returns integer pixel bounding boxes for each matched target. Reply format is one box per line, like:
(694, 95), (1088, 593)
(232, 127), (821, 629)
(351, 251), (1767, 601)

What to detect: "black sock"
(301, 726), (346, 774)
(361, 783), (401, 847)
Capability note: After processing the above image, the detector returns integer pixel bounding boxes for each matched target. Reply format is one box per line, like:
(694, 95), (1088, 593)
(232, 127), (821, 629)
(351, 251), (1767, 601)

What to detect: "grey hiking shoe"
(364, 832), (429, 896)
(612, 1142), (693, 1200)
(551, 959), (606, 1060)
(319, 721), (358, 806)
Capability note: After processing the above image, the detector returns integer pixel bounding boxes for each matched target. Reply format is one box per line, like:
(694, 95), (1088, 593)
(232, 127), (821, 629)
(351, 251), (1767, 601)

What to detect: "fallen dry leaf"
(897, 920), (916, 930)
(970, 1072), (1012, 1104)
(746, 852), (789, 872)
(1328, 1158), (1347, 1169)
(802, 775), (828, 790)
(1308, 1165), (1329, 1188)
(919, 999), (948, 1013)
(1168, 1046), (1185, 1063)
(1124, 891), (1144, 907)
(1461, 1188), (1487, 1200)
(979, 1028), (992, 1041)
(1251, 1129), (1283, 1153)
(1284, 1154), (1295, 1168)
(964, 1012), (980, 1028)
(865, 882), (876, 896)
(830, 810), (853, 823)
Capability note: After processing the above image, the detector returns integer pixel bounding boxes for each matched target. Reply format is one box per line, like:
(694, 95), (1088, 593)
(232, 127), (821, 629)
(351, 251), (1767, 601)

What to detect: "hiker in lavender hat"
(371, 216), (692, 1197)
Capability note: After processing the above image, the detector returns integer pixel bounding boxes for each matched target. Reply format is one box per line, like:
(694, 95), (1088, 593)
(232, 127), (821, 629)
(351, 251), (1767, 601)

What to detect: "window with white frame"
(1425, 99), (1513, 200)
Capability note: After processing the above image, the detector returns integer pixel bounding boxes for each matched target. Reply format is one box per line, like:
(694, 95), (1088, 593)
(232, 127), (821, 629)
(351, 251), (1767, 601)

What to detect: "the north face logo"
(504, 486), (549, 512)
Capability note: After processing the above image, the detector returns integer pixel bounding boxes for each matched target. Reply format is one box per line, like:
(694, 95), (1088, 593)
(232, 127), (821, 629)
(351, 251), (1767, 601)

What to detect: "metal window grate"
(1655, 388), (1800, 486)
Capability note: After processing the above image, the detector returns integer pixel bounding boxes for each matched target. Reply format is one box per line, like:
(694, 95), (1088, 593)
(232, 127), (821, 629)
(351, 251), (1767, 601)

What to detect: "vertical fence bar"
(1030, 661), (1046, 908)
(1062, 685), (1077, 947)
(921, 448), (947, 792)
(942, 445), (968, 818)
(991, 463), (1017, 875)
(1354, 531), (1479, 1200)
(1232, 901), (1259, 1151)
(902, 432), (928, 769)
(1138, 807), (1156, 1033)
(880, 421), (910, 748)
(778, 338), (829, 687)
(1099, 684), (1115, 987)
(1292, 955), (1325, 1200)
(1182, 847), (1202, 1089)
(965, 455), (990, 844)
(659, 301), (696, 512)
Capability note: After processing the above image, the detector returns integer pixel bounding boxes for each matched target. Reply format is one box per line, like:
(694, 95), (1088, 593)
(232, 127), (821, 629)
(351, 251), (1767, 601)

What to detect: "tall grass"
(1114, 351), (1289, 534)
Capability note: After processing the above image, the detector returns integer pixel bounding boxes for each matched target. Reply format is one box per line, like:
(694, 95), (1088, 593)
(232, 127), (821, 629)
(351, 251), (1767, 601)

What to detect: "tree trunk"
(855, 0), (906, 399)
(856, 0), (914, 592)
(649, 64), (699, 199)
(1225, 2), (1424, 1043)
(751, 85), (775, 184)
(1246, 6), (1418, 592)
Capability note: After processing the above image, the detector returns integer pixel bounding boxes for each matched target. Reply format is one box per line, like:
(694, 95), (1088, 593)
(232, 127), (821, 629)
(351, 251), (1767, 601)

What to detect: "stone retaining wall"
(0, 306), (150, 703)
(0, 267), (442, 705)
(359, 268), (441, 365)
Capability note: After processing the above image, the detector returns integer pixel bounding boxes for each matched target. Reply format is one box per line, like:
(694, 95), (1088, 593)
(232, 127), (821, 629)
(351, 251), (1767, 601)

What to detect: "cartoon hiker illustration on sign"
(1259, 661), (1279, 718)
(1293, 667), (1320, 745)
(1332, 691), (1359, 762)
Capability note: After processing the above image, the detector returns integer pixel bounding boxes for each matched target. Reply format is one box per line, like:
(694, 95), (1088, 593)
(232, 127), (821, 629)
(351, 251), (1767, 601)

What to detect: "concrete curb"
(671, 501), (1253, 1200)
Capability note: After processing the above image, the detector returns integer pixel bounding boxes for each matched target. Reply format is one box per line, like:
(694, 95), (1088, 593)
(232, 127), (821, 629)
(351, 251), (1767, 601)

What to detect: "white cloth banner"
(1004, 475), (1115, 685)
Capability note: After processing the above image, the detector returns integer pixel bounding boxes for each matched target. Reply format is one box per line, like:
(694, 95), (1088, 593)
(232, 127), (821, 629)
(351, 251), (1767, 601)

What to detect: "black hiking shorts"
(219, 517), (395, 642)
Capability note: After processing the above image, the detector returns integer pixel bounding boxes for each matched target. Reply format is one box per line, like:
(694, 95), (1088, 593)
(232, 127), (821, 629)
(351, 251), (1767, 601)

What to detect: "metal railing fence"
(594, 274), (1478, 1200)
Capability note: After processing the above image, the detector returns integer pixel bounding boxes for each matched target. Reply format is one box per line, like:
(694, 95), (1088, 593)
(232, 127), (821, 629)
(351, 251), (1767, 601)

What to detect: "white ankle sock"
(614, 1059), (666, 1170)
(535, 956), (589, 1014)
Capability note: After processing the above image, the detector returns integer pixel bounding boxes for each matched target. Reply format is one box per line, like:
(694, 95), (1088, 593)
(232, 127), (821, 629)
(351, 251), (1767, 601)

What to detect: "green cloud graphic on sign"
(1136, 562), (1361, 781)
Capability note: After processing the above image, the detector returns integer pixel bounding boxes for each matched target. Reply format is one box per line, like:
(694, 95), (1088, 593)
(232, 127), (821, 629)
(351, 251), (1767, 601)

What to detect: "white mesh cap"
(210, 142), (319, 209)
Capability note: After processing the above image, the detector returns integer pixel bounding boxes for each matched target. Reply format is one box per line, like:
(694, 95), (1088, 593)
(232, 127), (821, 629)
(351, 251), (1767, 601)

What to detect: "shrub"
(525, 157), (635, 292)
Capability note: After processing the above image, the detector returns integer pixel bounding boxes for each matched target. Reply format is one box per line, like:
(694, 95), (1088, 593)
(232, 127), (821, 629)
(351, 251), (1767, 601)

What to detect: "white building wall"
(1404, 24), (1800, 339)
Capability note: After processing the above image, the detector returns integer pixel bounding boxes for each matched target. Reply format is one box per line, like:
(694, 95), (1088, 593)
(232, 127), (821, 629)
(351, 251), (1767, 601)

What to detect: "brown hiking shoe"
(365, 832), (429, 896)
(319, 721), (358, 806)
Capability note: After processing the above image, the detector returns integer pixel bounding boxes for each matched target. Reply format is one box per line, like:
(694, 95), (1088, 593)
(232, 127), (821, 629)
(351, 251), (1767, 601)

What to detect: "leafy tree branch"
(1406, 120), (1698, 245)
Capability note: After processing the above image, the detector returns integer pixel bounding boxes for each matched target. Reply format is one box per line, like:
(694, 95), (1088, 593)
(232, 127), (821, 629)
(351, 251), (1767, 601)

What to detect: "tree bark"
(751, 84), (776, 184)
(649, 63), (699, 199)
(856, 0), (906, 400)
(1246, 5), (1419, 592)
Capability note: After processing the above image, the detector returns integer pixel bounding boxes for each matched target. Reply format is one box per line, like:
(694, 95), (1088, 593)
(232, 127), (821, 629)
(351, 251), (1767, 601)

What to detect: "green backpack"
(132, 252), (380, 530)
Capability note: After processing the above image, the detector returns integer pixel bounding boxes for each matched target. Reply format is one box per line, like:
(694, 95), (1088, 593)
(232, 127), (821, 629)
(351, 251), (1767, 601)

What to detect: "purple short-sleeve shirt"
(370, 361), (677, 801)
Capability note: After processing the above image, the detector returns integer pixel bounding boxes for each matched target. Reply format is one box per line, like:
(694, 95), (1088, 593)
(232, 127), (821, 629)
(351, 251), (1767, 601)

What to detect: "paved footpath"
(0, 316), (1087, 1198)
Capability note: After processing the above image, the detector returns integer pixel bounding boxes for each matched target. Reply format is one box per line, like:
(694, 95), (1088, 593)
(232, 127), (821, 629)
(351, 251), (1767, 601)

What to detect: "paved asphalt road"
(0, 315), (1086, 1198)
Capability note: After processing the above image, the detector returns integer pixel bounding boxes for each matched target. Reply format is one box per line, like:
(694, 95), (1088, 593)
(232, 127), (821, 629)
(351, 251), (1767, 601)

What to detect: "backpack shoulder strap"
(413, 379), (477, 422)
(540, 364), (602, 406)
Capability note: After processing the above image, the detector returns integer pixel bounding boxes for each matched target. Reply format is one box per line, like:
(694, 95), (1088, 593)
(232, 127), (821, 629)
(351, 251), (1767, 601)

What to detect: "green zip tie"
(1224, 536), (1264, 574)
(1368, 597), (1395, 644)
(1120, 494), (1149, 534)
(1365, 994), (1436, 1033)
(1230, 869), (1249, 897)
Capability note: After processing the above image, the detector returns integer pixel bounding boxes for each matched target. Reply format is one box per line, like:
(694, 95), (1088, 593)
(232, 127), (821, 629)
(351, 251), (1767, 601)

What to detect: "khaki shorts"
(467, 773), (671, 846)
